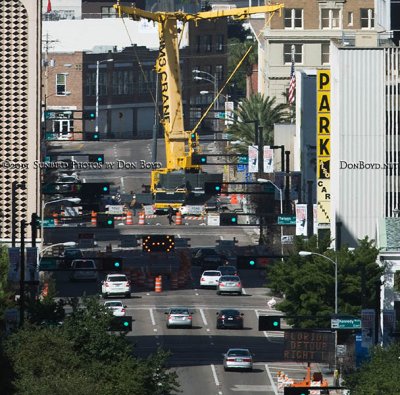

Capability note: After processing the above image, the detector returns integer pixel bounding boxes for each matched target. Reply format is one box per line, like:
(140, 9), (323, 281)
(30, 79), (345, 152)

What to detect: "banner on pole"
(296, 204), (307, 236)
(248, 145), (258, 173)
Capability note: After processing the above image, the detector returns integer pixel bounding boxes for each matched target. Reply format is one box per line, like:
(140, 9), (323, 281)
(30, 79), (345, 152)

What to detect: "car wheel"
(216, 291), (220, 295)
(102, 293), (107, 299)
(224, 367), (228, 372)
(166, 323), (170, 328)
(237, 291), (242, 296)
(125, 293), (131, 298)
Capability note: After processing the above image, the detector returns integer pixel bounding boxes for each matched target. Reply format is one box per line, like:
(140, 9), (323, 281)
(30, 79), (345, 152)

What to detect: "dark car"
(216, 309), (244, 329)
(60, 248), (83, 268)
(217, 265), (238, 276)
(192, 248), (227, 270)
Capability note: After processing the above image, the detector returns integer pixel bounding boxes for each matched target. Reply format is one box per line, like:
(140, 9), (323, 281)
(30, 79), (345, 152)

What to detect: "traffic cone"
(91, 211), (97, 226)
(155, 275), (162, 293)
(53, 213), (59, 226)
(126, 210), (133, 225)
(175, 211), (182, 225)
(138, 212), (145, 225)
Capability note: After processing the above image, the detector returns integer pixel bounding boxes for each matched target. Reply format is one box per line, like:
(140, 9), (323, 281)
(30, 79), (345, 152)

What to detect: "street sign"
(278, 216), (296, 225)
(39, 257), (58, 270)
(331, 318), (362, 329)
(238, 155), (248, 164)
(281, 235), (294, 244)
(44, 110), (73, 120)
(215, 112), (225, 119)
(237, 164), (246, 172)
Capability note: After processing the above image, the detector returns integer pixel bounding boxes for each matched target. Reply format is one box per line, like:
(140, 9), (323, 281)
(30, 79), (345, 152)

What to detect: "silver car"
(217, 275), (242, 295)
(223, 348), (253, 371)
(165, 307), (193, 328)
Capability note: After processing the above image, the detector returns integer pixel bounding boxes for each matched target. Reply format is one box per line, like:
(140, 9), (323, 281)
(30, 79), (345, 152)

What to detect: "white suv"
(102, 274), (131, 298)
(200, 270), (222, 288)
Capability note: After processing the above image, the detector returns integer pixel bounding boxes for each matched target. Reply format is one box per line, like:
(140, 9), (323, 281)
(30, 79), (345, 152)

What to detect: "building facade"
(0, 0), (41, 242)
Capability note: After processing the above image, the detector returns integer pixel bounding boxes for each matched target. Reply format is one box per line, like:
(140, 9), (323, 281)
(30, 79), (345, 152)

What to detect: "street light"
(258, 178), (283, 251)
(38, 242), (77, 270)
(193, 69), (218, 131)
(41, 198), (81, 251)
(95, 59), (114, 135)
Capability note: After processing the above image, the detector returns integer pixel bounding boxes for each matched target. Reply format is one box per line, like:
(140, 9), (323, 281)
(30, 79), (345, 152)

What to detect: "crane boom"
(113, 1), (284, 209)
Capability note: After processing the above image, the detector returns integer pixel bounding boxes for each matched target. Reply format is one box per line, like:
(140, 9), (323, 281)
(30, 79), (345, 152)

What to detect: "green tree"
(0, 245), (12, 316)
(3, 297), (180, 395)
(266, 236), (382, 328)
(344, 342), (400, 394)
(227, 94), (289, 156)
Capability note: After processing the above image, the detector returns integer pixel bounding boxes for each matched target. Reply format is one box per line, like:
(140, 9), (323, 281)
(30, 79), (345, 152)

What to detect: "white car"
(70, 259), (98, 281)
(102, 274), (131, 298)
(200, 270), (222, 288)
(104, 300), (127, 317)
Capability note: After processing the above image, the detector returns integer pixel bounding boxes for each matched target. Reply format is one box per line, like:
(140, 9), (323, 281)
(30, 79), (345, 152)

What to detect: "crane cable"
(191, 11), (277, 135)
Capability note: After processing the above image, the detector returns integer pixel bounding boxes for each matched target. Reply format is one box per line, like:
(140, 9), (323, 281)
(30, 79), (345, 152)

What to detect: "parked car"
(217, 265), (238, 276)
(200, 270), (222, 288)
(70, 259), (98, 281)
(223, 348), (253, 371)
(165, 307), (193, 328)
(102, 274), (131, 298)
(216, 309), (244, 329)
(192, 248), (227, 269)
(217, 275), (242, 295)
(104, 300), (127, 317)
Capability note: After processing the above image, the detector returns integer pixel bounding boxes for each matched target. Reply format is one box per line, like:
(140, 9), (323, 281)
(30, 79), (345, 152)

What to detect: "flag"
(47, 0), (52, 13)
(288, 48), (296, 105)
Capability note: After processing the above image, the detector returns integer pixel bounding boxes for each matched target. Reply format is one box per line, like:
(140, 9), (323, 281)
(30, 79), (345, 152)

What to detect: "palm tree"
(227, 93), (290, 156)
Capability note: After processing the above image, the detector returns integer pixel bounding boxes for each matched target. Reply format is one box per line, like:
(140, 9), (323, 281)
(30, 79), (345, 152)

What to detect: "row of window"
(284, 43), (330, 65)
(284, 8), (374, 30)
(195, 34), (225, 53)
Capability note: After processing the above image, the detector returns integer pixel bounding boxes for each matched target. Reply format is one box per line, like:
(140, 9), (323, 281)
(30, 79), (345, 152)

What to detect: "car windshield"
(220, 276), (239, 281)
(170, 308), (189, 315)
(74, 261), (95, 269)
(228, 350), (250, 357)
(203, 271), (221, 276)
(220, 310), (240, 316)
(108, 276), (127, 282)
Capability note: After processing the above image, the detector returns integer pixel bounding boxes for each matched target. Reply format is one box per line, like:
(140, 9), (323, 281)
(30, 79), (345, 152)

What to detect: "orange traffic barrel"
(91, 211), (97, 226)
(230, 194), (238, 204)
(126, 210), (133, 225)
(170, 273), (178, 290)
(155, 275), (162, 293)
(175, 211), (182, 225)
(138, 212), (145, 225)
(53, 213), (59, 226)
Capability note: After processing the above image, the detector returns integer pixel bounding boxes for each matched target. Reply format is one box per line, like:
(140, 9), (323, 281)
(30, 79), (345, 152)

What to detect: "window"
(394, 271), (400, 293)
(283, 44), (303, 64)
(361, 9), (374, 29)
(321, 8), (341, 29)
(112, 70), (133, 95)
(85, 72), (96, 96)
(321, 43), (330, 65)
(216, 65), (224, 83)
(205, 35), (212, 52)
(56, 74), (67, 95)
(216, 34), (224, 52)
(101, 6), (116, 18)
(348, 11), (353, 26)
(196, 36), (201, 53)
(98, 72), (108, 96)
(137, 69), (154, 95)
(284, 9), (303, 29)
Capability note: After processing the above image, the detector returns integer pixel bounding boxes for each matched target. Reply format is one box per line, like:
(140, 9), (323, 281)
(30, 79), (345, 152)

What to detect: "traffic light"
(78, 183), (110, 197)
(97, 214), (115, 228)
(103, 257), (123, 271)
(258, 315), (281, 331)
(31, 213), (41, 245)
(88, 154), (104, 164)
(109, 316), (132, 332)
(237, 255), (258, 269)
(192, 153), (207, 165)
(82, 110), (96, 119)
(204, 182), (222, 195)
(142, 235), (175, 253)
(84, 132), (100, 141)
(220, 213), (238, 226)
(284, 387), (310, 395)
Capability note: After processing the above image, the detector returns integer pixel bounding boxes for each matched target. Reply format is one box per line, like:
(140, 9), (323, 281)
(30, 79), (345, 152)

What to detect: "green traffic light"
(107, 219), (113, 225)
(231, 217), (237, 223)
(114, 261), (120, 268)
(97, 156), (103, 162)
(123, 321), (129, 327)
(273, 321), (279, 327)
(93, 134), (99, 139)
(215, 186), (221, 191)
(201, 157), (206, 163)
(103, 186), (109, 192)
(249, 259), (255, 265)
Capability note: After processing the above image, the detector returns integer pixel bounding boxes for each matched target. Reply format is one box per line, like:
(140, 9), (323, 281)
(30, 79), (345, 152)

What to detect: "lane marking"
(210, 364), (220, 387)
(219, 235), (224, 240)
(265, 364), (278, 395)
(149, 308), (156, 326)
(200, 308), (208, 326)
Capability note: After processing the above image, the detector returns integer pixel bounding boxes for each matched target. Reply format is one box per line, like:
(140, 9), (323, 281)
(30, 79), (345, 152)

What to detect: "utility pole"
(284, 151), (291, 214)
(19, 220), (26, 327)
(256, 123), (265, 245)
(12, 181), (26, 247)
(307, 180), (313, 237)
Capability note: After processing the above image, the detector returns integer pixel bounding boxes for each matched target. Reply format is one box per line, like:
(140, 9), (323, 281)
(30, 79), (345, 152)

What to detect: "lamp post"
(95, 59), (114, 135)
(298, 250), (338, 374)
(41, 198), (81, 251)
(258, 179), (283, 253)
(193, 69), (218, 132)
(39, 241), (77, 267)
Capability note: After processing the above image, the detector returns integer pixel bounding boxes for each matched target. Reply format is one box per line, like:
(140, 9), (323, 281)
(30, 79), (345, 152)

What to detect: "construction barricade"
(53, 213), (60, 226)
(91, 211), (97, 226)
(175, 211), (182, 225)
(125, 210), (133, 225)
(155, 275), (162, 293)
(138, 212), (145, 225)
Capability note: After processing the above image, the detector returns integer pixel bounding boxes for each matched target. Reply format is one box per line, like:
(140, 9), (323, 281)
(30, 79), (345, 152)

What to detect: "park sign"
(331, 318), (361, 329)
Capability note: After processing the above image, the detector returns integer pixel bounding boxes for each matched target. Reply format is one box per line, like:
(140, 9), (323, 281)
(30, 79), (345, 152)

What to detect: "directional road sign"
(331, 318), (361, 329)
(278, 216), (296, 225)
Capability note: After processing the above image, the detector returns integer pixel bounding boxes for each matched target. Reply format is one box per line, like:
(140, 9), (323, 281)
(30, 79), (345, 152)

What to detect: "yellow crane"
(114, 1), (284, 210)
